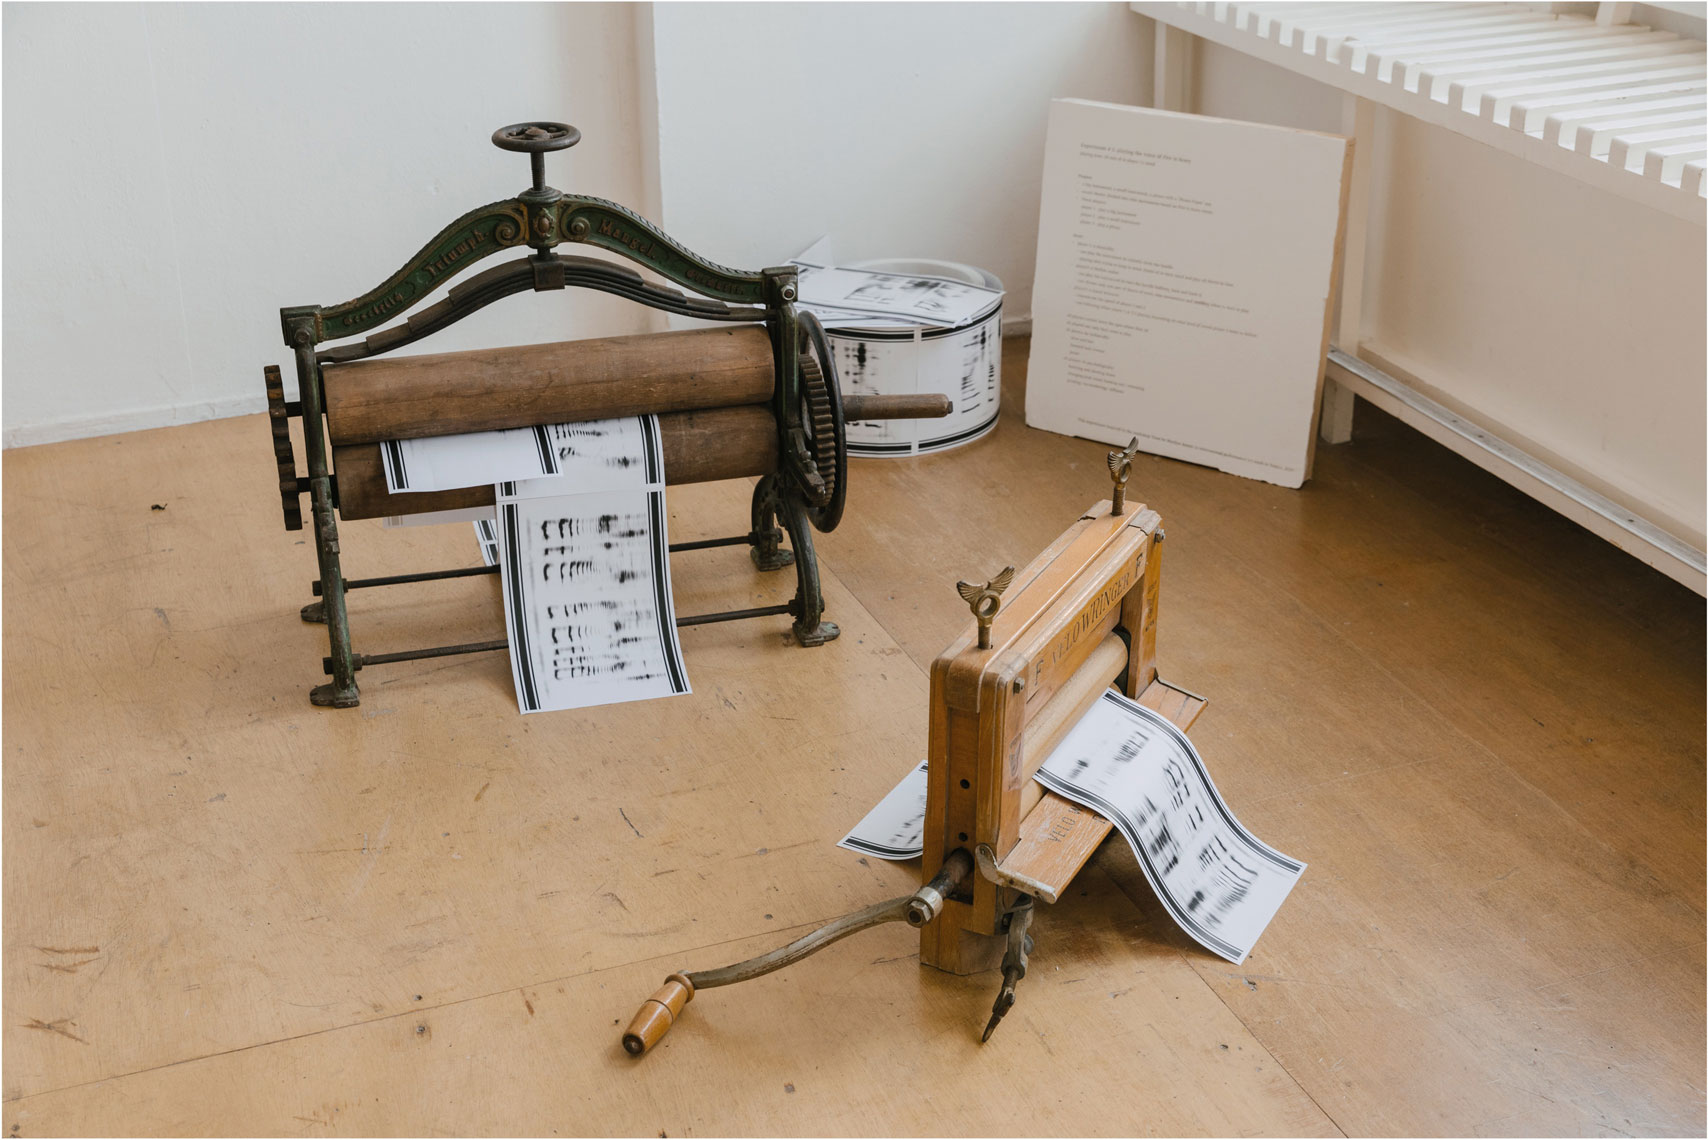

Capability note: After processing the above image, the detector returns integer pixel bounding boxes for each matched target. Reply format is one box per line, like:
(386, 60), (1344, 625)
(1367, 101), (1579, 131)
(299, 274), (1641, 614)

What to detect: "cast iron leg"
(283, 324), (360, 707)
(774, 484), (839, 647)
(287, 331), (360, 709)
(307, 483), (360, 708)
(749, 475), (795, 572)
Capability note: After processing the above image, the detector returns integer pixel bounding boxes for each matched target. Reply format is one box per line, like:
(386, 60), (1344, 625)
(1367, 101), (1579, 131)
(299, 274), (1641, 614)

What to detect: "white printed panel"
(1026, 99), (1350, 488)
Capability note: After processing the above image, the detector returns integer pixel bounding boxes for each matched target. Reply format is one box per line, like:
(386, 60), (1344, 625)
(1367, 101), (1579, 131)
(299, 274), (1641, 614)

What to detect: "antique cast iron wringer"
(264, 122), (947, 707)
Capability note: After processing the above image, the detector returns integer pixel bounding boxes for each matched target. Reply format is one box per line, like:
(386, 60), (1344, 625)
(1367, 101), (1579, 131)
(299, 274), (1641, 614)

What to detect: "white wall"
(21, 0), (1694, 550)
(2, 2), (653, 447)
(649, 2), (1151, 321)
(1192, 38), (1707, 547)
(4, 1), (1150, 447)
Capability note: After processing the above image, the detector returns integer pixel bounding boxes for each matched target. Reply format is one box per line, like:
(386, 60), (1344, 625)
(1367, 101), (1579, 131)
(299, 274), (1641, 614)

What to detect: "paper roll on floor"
(826, 259), (1004, 457)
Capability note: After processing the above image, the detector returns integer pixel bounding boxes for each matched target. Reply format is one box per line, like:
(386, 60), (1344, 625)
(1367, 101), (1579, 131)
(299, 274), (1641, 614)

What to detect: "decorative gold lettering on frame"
(594, 215), (654, 258)
(422, 229), (492, 281)
(341, 288), (409, 328)
(1042, 556), (1140, 672)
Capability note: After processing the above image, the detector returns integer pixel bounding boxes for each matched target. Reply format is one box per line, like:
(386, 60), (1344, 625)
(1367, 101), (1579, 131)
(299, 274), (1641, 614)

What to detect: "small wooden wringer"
(623, 441), (1209, 1053)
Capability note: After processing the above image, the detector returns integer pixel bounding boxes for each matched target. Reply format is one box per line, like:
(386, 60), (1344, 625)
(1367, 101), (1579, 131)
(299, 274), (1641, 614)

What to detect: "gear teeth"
(265, 365), (303, 531)
(799, 355), (839, 509)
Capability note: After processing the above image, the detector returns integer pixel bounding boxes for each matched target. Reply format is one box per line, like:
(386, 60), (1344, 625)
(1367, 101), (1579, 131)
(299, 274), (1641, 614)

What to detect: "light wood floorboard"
(3, 339), (1700, 1135)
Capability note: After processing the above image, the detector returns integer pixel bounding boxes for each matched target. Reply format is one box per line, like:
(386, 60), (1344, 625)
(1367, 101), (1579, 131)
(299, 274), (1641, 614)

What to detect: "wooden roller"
(333, 392), (952, 521)
(324, 326), (776, 446)
(333, 405), (779, 521)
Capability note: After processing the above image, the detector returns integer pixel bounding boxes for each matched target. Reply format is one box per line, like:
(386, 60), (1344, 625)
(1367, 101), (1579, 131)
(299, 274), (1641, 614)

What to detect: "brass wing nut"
(1108, 437), (1141, 516)
(957, 566), (1016, 650)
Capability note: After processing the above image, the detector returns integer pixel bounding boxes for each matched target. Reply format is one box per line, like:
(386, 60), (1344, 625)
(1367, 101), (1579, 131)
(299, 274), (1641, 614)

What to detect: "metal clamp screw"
(1107, 436), (1141, 516)
(957, 566), (1015, 650)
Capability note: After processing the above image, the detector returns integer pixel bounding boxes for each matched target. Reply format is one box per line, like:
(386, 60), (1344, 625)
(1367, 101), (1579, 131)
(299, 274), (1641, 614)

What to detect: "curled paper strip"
(1036, 689), (1304, 964)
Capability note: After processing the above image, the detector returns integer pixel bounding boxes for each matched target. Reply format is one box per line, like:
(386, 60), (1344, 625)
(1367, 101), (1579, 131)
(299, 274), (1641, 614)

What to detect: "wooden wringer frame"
(624, 440), (1209, 1054)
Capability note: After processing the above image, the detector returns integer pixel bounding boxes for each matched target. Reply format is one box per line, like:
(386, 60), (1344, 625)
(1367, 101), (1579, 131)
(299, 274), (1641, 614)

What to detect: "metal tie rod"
(323, 604), (797, 673)
(317, 533), (776, 595)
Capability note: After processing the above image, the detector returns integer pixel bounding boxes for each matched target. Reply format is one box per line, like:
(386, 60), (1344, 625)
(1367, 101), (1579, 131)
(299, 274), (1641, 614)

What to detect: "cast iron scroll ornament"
(300, 123), (769, 347)
(558, 197), (768, 306)
(308, 199), (533, 343)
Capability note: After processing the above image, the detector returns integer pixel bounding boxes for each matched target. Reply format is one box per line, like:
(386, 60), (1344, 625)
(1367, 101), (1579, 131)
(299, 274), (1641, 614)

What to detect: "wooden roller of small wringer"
(623, 441), (1209, 1054)
(262, 121), (948, 708)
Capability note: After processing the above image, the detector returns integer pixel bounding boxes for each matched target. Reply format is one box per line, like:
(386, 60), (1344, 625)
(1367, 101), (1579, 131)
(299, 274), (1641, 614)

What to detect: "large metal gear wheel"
(796, 310), (847, 533)
(800, 357), (838, 500)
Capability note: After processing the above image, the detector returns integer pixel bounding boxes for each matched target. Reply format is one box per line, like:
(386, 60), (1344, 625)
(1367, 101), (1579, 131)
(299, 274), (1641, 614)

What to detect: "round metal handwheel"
(491, 122), (581, 153)
(796, 310), (847, 533)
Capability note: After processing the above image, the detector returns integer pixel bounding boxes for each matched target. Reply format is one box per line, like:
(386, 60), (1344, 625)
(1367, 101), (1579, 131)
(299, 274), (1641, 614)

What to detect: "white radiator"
(1134, 0), (1706, 593)
(1133, 1), (1705, 217)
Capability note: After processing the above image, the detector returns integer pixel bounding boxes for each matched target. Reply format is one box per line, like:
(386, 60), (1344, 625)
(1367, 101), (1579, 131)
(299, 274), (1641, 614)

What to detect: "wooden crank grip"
(323, 326), (775, 446)
(841, 392), (952, 421)
(332, 405), (778, 521)
(623, 973), (694, 1056)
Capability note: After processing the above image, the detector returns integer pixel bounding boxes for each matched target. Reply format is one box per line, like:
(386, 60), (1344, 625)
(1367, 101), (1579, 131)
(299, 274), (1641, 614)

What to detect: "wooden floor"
(4, 338), (1702, 1137)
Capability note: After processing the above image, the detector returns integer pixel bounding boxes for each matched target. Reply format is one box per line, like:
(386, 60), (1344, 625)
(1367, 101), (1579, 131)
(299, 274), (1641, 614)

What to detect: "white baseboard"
(1327, 349), (1706, 595)
(1002, 315), (1032, 338)
(3, 393), (269, 449)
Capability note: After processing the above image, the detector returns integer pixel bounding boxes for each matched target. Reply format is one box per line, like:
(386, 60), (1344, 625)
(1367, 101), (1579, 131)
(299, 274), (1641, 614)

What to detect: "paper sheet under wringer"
(793, 239), (1004, 457)
(496, 416), (690, 714)
(841, 689), (1302, 964)
(376, 415), (692, 715)
(837, 760), (928, 861)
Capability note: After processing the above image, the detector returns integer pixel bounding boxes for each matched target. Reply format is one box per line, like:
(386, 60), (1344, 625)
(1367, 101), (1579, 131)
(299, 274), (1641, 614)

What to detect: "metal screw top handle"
(957, 565), (1016, 650)
(491, 121), (581, 195)
(1107, 436), (1141, 516)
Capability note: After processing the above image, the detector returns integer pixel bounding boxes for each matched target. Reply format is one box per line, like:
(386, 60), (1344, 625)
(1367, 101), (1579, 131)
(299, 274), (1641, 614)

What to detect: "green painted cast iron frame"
(274, 160), (839, 709)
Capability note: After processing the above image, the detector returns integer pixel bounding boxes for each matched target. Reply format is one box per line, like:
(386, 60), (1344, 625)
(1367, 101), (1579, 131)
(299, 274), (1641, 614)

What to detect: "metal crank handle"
(622, 849), (973, 1056)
